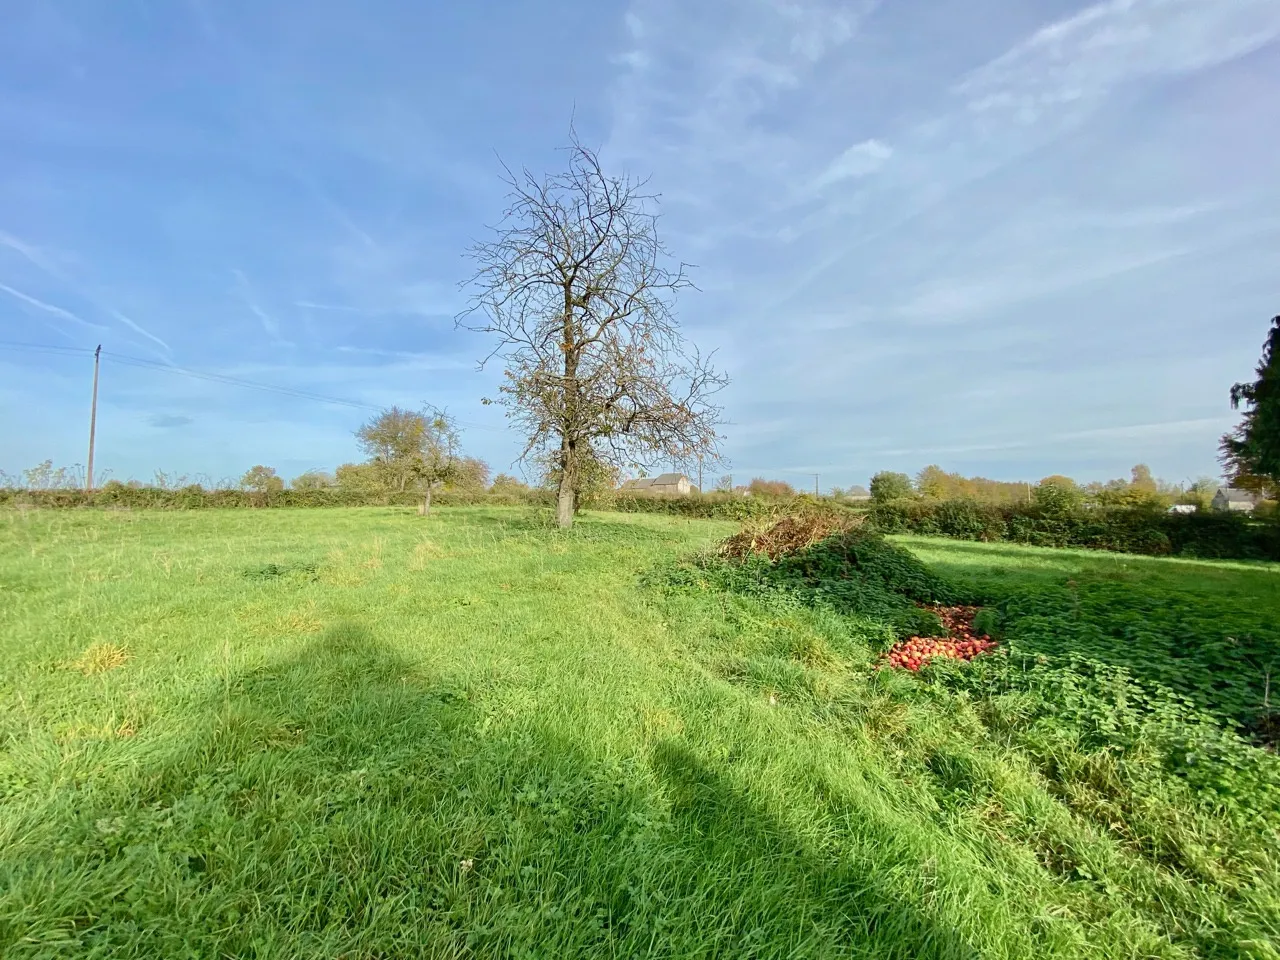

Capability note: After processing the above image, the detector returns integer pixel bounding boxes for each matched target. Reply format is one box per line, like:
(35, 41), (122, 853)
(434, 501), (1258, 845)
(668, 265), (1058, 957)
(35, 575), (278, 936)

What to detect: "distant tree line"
(866, 465), (1225, 513)
(0, 455), (1226, 514)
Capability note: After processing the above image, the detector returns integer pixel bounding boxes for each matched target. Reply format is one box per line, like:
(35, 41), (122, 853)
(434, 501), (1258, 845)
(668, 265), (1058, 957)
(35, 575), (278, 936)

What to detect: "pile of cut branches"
(720, 511), (862, 561)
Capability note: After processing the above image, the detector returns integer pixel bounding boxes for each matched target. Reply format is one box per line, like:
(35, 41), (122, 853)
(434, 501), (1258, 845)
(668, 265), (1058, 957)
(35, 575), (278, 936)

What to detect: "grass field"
(1, 507), (1278, 959)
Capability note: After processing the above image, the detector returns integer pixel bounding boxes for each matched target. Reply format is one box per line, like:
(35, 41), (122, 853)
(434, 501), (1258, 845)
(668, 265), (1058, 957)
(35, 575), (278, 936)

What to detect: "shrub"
(869, 471), (913, 503)
(934, 499), (989, 540)
(1032, 476), (1082, 514)
(747, 478), (796, 498)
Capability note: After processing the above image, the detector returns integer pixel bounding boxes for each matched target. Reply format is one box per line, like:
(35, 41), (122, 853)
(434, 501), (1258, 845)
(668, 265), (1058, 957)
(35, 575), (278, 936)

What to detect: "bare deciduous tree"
(461, 133), (727, 528)
(291, 470), (335, 490)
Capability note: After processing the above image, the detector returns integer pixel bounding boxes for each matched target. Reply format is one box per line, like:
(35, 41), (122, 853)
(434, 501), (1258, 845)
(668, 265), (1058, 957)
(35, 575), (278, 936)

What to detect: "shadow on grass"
(1, 622), (976, 959)
(647, 740), (979, 959)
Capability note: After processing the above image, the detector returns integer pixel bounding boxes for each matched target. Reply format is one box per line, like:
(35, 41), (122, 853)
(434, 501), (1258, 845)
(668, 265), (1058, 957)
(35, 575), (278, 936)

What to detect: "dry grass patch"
(56, 717), (139, 743)
(408, 539), (445, 571)
(272, 606), (324, 635)
(66, 642), (130, 675)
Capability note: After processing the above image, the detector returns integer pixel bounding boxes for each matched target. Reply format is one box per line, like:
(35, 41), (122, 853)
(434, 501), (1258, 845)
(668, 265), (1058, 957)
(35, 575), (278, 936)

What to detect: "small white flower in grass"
(459, 858), (474, 873)
(768, 693), (778, 707)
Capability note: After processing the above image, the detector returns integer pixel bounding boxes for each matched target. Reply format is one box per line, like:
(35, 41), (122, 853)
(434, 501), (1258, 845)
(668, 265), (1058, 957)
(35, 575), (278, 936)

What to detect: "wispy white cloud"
(815, 417), (1232, 464)
(109, 309), (172, 353)
(0, 230), (61, 274)
(232, 269), (293, 346)
(957, 0), (1280, 127)
(295, 300), (370, 314)
(0, 282), (106, 335)
(1, 227), (172, 354)
(894, 247), (1191, 322)
(608, 0), (882, 219)
(813, 138), (892, 189)
(335, 345), (471, 368)
(1054, 416), (1230, 443)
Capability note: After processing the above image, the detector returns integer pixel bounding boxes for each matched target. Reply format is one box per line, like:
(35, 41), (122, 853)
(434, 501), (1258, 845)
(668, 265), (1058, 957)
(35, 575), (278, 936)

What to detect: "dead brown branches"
(720, 512), (863, 562)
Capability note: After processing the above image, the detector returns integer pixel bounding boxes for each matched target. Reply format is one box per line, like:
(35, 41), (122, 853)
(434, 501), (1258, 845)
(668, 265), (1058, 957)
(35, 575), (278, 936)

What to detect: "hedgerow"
(869, 498), (1280, 561)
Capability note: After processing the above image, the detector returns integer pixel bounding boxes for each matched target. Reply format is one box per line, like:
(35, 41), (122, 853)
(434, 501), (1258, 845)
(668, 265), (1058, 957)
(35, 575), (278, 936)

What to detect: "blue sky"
(2, 0), (1278, 490)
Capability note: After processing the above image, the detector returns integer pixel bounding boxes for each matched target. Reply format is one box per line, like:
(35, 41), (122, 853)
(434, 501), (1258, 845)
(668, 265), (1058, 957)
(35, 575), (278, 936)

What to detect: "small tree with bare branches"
(461, 133), (726, 528)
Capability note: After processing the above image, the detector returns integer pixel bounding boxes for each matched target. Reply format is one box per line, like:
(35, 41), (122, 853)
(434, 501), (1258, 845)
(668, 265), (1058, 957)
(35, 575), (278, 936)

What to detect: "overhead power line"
(102, 351), (381, 411)
(0, 340), (503, 432)
(0, 340), (95, 358)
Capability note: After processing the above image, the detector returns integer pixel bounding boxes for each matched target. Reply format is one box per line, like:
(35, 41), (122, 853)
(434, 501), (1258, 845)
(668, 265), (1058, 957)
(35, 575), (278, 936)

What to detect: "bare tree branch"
(459, 132), (727, 528)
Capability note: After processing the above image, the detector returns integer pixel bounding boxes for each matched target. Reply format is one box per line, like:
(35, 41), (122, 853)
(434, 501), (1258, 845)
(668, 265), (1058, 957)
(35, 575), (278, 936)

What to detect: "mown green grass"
(1, 507), (1278, 959)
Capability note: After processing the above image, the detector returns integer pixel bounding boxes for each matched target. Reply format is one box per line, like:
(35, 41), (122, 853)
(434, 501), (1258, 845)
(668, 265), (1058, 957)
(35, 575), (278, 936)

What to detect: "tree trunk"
(556, 285), (580, 530)
(555, 440), (576, 529)
(419, 484), (432, 517)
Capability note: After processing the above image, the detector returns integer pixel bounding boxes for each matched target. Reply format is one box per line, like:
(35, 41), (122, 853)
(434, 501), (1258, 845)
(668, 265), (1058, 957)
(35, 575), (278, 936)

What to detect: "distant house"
(619, 473), (693, 497)
(1167, 504), (1197, 515)
(1212, 487), (1259, 513)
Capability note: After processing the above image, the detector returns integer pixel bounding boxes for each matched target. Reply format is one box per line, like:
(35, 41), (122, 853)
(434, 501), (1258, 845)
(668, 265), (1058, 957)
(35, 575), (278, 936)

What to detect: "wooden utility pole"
(813, 474), (820, 496)
(697, 456), (703, 494)
(87, 344), (101, 491)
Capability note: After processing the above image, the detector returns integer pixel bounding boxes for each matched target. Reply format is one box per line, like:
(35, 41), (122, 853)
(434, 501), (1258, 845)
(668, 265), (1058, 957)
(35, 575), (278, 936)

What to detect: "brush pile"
(720, 512), (861, 561)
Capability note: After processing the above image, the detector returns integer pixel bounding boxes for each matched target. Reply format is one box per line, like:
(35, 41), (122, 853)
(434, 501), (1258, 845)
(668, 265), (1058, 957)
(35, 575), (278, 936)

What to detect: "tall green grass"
(1, 508), (1277, 958)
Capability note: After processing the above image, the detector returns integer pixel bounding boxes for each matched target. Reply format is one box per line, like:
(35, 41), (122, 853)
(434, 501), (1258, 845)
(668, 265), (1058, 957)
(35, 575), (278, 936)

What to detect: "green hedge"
(0, 483), (556, 511)
(867, 498), (1280, 561)
(0, 483), (829, 520)
(588, 493), (834, 521)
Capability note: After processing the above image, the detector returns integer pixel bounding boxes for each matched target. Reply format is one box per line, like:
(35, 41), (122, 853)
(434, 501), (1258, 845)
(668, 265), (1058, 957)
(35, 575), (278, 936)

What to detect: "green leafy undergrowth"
(655, 530), (963, 641)
(984, 581), (1279, 735)
(927, 650), (1280, 819)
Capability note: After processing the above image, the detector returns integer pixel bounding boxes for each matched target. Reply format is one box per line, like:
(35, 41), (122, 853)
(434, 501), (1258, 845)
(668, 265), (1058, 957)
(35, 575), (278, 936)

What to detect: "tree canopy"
(354, 407), (460, 513)
(1221, 315), (1280, 490)
(870, 471), (914, 503)
(747, 478), (795, 498)
(1033, 476), (1082, 514)
(240, 465), (283, 493)
(291, 470), (334, 490)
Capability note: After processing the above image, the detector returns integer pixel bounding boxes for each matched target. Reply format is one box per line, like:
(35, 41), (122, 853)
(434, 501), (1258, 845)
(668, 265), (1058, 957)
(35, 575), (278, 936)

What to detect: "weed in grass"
(242, 561), (319, 582)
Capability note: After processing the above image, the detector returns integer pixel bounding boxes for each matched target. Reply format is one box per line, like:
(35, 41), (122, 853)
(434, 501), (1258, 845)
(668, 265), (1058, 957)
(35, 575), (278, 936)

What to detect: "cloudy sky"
(1, 0), (1277, 489)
